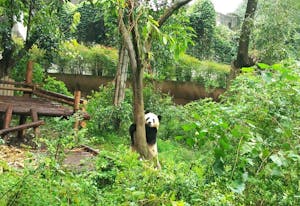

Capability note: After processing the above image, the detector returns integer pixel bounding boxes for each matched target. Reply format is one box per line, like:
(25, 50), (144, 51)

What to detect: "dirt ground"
(0, 144), (98, 171)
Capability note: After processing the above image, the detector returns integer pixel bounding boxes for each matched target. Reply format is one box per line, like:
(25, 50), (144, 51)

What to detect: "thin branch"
(158, 0), (192, 28)
(231, 136), (244, 179)
(118, 9), (137, 71)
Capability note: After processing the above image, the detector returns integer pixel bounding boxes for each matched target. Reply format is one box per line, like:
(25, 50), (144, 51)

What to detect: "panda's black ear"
(145, 110), (150, 114)
(158, 115), (162, 121)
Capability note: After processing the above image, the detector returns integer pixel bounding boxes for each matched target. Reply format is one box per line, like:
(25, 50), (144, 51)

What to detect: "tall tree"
(0, 0), (66, 79)
(118, 0), (192, 159)
(188, 0), (216, 59)
(233, 0), (258, 70)
(253, 0), (300, 64)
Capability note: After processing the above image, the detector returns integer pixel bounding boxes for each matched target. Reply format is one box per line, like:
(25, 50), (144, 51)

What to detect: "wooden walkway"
(0, 62), (89, 138)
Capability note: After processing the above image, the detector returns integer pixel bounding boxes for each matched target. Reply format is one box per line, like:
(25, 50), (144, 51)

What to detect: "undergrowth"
(0, 61), (299, 205)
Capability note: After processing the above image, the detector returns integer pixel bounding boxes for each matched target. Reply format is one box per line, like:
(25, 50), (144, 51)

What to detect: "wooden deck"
(0, 96), (74, 117)
(0, 61), (90, 138)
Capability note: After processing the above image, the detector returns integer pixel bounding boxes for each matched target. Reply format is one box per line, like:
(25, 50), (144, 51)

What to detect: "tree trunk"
(113, 44), (129, 106)
(131, 63), (150, 158)
(117, 0), (192, 160)
(233, 0), (258, 71)
(118, 8), (149, 158)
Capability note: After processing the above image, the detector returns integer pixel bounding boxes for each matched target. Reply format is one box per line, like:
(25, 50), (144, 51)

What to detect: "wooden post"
(4, 105), (13, 129)
(80, 100), (88, 128)
(17, 116), (27, 140)
(30, 108), (40, 136)
(17, 60), (33, 139)
(74, 90), (81, 112)
(25, 60), (33, 85)
(74, 90), (81, 137)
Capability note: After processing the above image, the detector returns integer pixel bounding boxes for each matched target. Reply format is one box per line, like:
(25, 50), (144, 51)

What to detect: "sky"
(211, 0), (243, 14)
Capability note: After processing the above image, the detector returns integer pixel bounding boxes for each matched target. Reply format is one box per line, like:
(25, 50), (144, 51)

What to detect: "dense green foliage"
(1, 61), (299, 205)
(188, 0), (216, 59)
(1, 0), (300, 205)
(253, 0), (300, 64)
(54, 40), (118, 76)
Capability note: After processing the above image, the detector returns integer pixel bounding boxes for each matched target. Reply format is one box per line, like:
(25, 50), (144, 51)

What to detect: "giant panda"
(129, 111), (162, 167)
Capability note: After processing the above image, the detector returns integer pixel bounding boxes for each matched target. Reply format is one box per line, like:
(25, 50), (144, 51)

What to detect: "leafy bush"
(86, 82), (177, 141)
(42, 76), (72, 96)
(11, 58), (45, 84)
(159, 53), (230, 88)
(180, 62), (300, 205)
(0, 162), (99, 205)
(86, 84), (132, 138)
(213, 25), (237, 64)
(54, 40), (118, 76)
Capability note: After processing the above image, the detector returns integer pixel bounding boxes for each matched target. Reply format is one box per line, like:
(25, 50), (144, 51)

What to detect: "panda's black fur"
(129, 112), (161, 146)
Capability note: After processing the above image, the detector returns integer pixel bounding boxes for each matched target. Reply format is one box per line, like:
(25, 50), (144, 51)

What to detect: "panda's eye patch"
(146, 117), (155, 123)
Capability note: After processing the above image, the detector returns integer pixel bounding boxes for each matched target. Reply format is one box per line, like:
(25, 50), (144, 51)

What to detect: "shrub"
(86, 83), (176, 140)
(54, 40), (118, 76)
(159, 53), (231, 88)
(86, 84), (132, 138)
(42, 76), (72, 96)
(11, 58), (45, 84)
(180, 62), (300, 205)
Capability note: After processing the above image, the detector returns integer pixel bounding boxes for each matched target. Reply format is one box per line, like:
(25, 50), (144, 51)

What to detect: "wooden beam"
(0, 120), (45, 135)
(0, 86), (32, 92)
(32, 90), (75, 106)
(34, 88), (85, 104)
(3, 105), (13, 129)
(23, 61), (33, 98)
(0, 96), (89, 119)
(0, 80), (30, 87)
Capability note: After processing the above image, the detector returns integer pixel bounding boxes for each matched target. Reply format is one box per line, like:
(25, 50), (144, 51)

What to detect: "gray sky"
(211, 0), (243, 14)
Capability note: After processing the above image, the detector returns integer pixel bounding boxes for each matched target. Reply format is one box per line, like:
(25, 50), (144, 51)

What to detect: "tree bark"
(113, 44), (129, 106)
(233, 0), (258, 71)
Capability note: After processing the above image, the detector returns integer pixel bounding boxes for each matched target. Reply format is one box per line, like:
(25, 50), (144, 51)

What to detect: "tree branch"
(118, 9), (137, 72)
(158, 0), (192, 28)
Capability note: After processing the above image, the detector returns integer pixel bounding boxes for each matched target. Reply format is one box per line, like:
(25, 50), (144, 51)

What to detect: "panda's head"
(145, 112), (161, 129)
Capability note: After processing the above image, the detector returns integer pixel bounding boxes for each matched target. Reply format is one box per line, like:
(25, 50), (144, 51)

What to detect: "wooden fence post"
(3, 105), (13, 130)
(73, 90), (81, 138)
(18, 60), (33, 139)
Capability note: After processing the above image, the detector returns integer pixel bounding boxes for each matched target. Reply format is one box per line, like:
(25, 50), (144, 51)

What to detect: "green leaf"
(182, 123), (196, 131)
(241, 142), (255, 155)
(229, 180), (245, 194)
(162, 35), (168, 45)
(185, 138), (195, 147)
(270, 166), (282, 176)
(213, 158), (224, 176)
(257, 63), (270, 69)
(270, 153), (284, 167)
(241, 67), (255, 73)
(175, 136), (183, 141)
